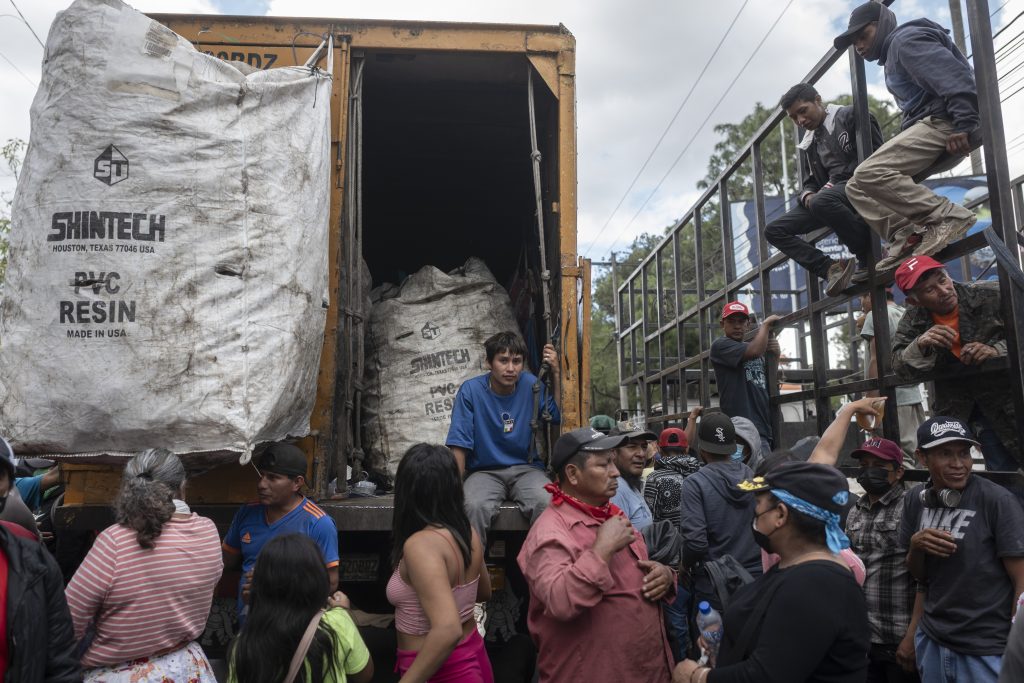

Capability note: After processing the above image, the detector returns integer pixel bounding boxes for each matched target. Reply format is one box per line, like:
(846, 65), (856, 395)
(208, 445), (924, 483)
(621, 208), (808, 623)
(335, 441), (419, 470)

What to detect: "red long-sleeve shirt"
(518, 503), (675, 683)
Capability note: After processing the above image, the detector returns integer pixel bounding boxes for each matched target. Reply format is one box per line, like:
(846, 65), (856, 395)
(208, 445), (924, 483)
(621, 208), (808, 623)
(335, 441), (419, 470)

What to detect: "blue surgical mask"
(730, 446), (744, 462)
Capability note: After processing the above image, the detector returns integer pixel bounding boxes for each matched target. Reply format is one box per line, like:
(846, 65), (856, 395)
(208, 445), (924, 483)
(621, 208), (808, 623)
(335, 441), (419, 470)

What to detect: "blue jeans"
(970, 406), (1017, 472)
(915, 628), (1000, 683)
(665, 580), (690, 662)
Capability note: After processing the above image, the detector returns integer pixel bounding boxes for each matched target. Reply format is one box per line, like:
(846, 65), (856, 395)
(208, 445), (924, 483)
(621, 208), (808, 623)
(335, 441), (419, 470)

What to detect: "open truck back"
(55, 13), (589, 515)
(46, 15), (590, 653)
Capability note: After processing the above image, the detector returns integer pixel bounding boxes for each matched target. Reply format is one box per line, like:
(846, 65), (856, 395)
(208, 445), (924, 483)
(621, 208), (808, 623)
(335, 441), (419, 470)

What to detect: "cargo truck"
(47, 13), (588, 660)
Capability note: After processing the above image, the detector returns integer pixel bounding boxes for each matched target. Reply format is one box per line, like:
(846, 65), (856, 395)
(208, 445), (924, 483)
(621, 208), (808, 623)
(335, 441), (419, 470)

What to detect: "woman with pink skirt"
(386, 443), (494, 683)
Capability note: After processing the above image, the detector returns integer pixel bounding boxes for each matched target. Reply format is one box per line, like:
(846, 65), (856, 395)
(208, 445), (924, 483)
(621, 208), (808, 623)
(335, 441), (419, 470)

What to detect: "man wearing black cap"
(679, 413), (762, 609)
(609, 420), (657, 530)
(222, 442), (340, 619)
(899, 417), (1024, 682)
(0, 440), (80, 682)
(835, 2), (979, 272)
(518, 427), (675, 683)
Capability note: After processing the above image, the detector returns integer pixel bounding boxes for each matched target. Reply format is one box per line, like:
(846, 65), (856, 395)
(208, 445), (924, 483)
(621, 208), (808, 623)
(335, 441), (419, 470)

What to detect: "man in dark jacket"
(767, 83), (882, 296)
(890, 256), (1017, 471)
(836, 2), (979, 273)
(679, 413), (761, 610)
(0, 446), (80, 682)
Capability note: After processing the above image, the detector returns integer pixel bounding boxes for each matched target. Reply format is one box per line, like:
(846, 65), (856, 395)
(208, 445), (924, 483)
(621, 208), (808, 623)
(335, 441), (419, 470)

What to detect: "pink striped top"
(66, 512), (223, 668)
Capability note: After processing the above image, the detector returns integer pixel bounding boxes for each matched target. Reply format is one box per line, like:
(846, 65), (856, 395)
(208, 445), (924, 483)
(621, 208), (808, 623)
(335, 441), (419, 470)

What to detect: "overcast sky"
(1, 0), (1022, 263)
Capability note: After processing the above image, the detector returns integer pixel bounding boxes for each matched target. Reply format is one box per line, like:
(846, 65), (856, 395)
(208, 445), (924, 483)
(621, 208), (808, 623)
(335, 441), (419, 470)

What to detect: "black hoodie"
(679, 459), (761, 577)
(880, 18), (979, 134)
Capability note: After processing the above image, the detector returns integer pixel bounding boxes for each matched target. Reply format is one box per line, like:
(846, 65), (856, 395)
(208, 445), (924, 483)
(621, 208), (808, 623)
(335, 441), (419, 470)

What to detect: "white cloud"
(2, 0), (1021, 254)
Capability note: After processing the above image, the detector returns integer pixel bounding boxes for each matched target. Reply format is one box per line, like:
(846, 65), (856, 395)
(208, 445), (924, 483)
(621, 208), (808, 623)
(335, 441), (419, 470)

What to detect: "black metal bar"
(966, 0), (1024, 466)
(720, 179), (736, 291)
(694, 210), (711, 405)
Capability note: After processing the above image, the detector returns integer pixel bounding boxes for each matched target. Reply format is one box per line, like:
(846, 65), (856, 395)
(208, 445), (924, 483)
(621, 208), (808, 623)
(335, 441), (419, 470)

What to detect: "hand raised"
(593, 514), (634, 560)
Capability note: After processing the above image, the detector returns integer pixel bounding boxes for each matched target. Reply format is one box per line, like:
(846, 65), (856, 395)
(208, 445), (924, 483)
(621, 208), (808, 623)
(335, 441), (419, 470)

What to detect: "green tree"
(0, 138), (27, 290)
(588, 94), (898, 418)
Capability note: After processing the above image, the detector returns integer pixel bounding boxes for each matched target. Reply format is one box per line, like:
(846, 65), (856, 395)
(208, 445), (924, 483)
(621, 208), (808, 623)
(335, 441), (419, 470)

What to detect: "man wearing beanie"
(835, 2), (979, 271)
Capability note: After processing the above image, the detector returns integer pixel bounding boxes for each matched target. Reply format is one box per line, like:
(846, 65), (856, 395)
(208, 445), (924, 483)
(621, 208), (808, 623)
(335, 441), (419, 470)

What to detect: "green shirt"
(229, 608), (370, 683)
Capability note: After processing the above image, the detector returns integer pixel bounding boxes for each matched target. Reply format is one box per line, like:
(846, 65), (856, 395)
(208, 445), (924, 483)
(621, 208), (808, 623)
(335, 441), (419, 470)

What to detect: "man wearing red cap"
(890, 256), (1016, 470)
(711, 301), (781, 454)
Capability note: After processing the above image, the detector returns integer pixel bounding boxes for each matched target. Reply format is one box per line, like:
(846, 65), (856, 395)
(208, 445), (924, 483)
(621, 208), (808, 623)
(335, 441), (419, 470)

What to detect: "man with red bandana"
(518, 427), (676, 682)
(890, 255), (1017, 471)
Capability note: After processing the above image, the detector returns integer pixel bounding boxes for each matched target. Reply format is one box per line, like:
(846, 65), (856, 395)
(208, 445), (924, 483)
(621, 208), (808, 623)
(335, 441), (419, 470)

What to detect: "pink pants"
(396, 630), (494, 683)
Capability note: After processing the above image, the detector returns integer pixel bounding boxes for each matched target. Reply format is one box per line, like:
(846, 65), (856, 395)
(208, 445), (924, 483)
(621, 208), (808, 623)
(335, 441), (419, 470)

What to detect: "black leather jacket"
(799, 104), (884, 195)
(1, 524), (81, 682)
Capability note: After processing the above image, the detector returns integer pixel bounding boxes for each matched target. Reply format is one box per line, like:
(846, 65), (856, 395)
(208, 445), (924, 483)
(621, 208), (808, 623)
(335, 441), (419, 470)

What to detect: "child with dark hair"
(387, 443), (493, 682)
(446, 331), (561, 546)
(230, 533), (372, 683)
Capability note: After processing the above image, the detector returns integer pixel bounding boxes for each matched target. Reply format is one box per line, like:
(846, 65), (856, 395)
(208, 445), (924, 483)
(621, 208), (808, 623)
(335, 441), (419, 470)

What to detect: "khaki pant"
(846, 117), (975, 245)
(897, 402), (926, 468)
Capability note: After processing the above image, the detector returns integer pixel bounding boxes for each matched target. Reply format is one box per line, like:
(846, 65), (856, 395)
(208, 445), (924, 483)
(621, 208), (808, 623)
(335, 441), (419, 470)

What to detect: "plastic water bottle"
(696, 601), (723, 667)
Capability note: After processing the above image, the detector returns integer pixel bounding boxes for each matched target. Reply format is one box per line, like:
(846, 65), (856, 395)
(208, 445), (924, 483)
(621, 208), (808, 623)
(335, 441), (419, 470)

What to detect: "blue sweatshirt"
(880, 19), (978, 134)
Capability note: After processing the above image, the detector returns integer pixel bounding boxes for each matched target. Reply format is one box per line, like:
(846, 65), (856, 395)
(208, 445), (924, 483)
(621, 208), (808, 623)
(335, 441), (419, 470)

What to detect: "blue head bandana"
(772, 488), (851, 554)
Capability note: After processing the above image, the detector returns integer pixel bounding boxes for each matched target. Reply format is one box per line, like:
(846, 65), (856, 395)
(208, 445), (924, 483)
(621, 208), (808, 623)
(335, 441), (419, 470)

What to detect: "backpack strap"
(729, 579), (783, 663)
(284, 609), (325, 683)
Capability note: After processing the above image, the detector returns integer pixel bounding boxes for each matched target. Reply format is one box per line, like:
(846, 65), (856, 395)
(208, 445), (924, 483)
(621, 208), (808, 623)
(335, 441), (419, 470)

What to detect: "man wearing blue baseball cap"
(899, 417), (1024, 682)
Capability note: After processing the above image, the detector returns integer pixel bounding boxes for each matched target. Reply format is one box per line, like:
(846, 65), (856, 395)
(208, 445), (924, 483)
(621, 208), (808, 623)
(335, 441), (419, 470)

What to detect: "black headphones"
(919, 484), (962, 509)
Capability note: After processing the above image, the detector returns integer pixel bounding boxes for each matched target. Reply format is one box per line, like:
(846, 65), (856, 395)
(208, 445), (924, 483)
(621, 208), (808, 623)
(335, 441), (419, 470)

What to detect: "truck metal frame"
(145, 14), (588, 501)
(615, 0), (1024, 475)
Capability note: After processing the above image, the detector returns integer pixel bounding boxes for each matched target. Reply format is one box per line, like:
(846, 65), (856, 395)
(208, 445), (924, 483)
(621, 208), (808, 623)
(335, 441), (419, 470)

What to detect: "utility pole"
(949, 0), (984, 174)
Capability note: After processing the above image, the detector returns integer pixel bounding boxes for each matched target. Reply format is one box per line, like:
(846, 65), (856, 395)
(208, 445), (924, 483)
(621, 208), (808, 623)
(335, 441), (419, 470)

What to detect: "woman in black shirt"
(674, 462), (870, 683)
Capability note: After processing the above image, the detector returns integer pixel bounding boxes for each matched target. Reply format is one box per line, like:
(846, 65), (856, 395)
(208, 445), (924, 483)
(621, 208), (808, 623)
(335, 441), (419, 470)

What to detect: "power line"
(581, 0), (752, 258)
(7, 0), (43, 48)
(991, 1), (1013, 18)
(602, 0), (798, 258)
(0, 47), (35, 87)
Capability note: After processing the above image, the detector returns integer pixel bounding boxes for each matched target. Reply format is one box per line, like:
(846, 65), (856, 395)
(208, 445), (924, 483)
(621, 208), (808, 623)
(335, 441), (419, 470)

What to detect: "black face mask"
(856, 468), (893, 495)
(751, 507), (777, 553)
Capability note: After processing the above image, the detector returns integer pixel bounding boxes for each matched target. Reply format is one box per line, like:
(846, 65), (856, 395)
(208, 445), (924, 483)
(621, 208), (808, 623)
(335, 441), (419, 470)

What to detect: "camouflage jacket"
(891, 281), (1017, 456)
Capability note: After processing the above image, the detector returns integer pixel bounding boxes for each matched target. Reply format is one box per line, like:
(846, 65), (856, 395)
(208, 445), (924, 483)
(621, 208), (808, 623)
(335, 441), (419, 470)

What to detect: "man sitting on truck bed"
(222, 443), (339, 621)
(447, 331), (560, 547)
(711, 302), (781, 454)
(766, 82), (882, 296)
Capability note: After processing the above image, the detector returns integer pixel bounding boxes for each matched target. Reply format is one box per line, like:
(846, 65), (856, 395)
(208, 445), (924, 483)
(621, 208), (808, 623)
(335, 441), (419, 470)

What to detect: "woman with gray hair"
(66, 449), (222, 682)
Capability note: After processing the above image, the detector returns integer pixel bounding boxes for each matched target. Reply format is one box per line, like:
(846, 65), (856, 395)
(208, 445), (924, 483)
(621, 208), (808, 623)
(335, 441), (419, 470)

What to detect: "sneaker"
(850, 268), (870, 285)
(825, 259), (857, 297)
(913, 214), (978, 257)
(876, 233), (923, 272)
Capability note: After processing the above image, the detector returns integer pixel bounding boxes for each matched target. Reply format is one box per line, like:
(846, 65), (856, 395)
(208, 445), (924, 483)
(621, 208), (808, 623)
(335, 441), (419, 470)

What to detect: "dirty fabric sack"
(0, 0), (331, 459)
(362, 258), (519, 479)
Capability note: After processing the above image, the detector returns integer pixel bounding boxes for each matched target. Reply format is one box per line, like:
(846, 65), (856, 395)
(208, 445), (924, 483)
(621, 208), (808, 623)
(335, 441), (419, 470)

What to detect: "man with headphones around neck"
(898, 417), (1024, 682)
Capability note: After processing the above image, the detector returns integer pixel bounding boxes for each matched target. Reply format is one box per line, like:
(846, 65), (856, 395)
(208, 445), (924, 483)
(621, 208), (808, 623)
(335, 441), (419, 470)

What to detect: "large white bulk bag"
(362, 259), (519, 479)
(0, 0), (332, 460)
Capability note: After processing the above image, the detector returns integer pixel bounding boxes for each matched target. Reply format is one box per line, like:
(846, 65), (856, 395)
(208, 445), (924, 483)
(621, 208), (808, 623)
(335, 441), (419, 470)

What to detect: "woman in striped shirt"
(66, 449), (223, 682)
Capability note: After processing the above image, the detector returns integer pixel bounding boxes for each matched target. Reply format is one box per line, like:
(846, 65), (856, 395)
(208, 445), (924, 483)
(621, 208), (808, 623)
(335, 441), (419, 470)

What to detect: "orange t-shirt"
(930, 307), (962, 358)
